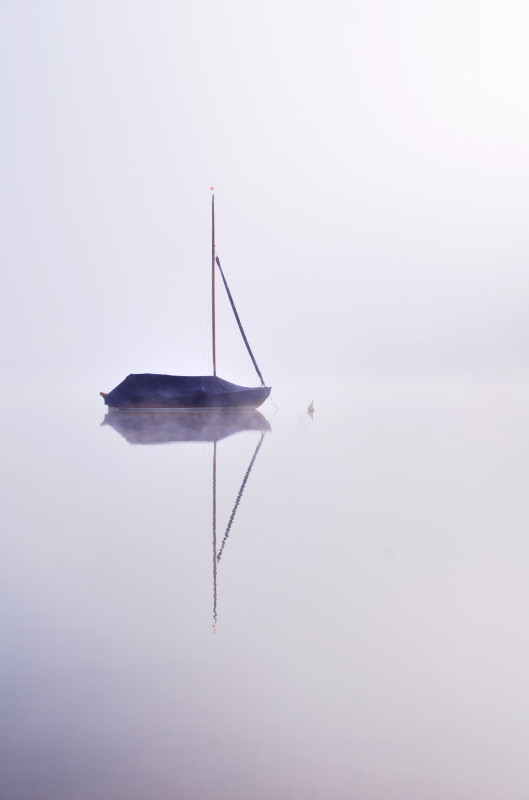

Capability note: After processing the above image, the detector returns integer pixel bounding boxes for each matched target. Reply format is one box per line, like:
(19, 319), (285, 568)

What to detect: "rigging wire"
(215, 256), (266, 387)
(268, 393), (281, 411)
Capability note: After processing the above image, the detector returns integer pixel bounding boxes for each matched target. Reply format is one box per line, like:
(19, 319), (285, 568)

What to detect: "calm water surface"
(2, 375), (529, 799)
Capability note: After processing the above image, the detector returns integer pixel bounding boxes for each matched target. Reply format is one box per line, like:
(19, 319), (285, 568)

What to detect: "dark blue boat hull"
(101, 374), (271, 410)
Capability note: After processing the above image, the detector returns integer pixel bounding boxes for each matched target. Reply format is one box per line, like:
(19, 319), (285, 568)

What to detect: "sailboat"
(100, 193), (271, 410)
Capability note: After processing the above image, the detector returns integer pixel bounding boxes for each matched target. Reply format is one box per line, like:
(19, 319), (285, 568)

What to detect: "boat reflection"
(102, 408), (270, 444)
(102, 408), (270, 627)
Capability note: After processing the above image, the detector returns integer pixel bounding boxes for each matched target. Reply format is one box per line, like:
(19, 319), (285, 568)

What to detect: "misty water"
(2, 374), (529, 800)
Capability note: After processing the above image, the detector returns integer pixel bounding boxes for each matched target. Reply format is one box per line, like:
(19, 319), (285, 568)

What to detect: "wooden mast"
(211, 191), (217, 376)
(211, 194), (217, 624)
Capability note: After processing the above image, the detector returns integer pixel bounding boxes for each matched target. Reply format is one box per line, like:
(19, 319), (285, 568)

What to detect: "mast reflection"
(216, 433), (265, 564)
(102, 409), (270, 627)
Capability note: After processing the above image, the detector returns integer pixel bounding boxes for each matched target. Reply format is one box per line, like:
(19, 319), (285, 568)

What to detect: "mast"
(211, 191), (217, 376)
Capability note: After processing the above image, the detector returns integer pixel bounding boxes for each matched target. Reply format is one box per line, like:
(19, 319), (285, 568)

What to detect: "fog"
(2, 0), (528, 396)
(2, 3), (529, 799)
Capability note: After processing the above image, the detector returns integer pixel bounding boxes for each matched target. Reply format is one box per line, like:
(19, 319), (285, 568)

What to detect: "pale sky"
(1, 0), (528, 394)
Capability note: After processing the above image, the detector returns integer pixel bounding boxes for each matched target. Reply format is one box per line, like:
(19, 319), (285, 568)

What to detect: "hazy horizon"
(2, 0), (528, 396)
